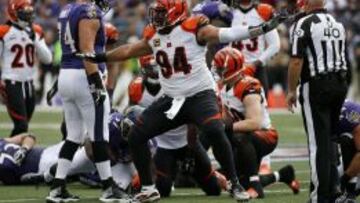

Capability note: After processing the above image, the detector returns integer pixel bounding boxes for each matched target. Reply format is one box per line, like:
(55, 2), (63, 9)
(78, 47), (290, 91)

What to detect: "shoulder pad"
(181, 15), (209, 33)
(128, 77), (144, 104)
(78, 3), (101, 20)
(143, 25), (156, 41)
(32, 23), (44, 38)
(0, 25), (11, 39)
(256, 3), (274, 21)
(234, 76), (262, 101)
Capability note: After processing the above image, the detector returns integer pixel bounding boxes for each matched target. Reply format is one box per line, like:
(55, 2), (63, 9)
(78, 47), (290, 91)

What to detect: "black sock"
(52, 178), (66, 189)
(128, 128), (153, 186)
(260, 173), (276, 187)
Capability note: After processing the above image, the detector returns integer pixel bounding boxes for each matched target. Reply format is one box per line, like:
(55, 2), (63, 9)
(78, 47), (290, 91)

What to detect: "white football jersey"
(0, 23), (46, 82)
(220, 76), (271, 129)
(231, 4), (279, 63)
(144, 16), (216, 98)
(128, 77), (188, 149)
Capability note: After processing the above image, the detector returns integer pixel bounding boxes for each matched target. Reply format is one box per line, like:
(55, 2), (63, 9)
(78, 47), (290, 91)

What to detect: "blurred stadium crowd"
(0, 0), (359, 109)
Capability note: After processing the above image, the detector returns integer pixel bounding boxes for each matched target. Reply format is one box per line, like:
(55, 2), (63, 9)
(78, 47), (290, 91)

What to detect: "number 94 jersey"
(144, 15), (216, 98)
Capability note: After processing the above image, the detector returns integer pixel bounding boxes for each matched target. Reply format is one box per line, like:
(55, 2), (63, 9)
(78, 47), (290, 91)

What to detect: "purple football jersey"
(338, 101), (360, 136)
(0, 139), (44, 184)
(58, 3), (106, 72)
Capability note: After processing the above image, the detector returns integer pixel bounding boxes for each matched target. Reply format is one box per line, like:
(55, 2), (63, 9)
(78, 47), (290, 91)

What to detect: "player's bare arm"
(343, 125), (360, 177)
(4, 133), (36, 165)
(105, 39), (153, 62)
(232, 94), (263, 132)
(79, 19), (101, 75)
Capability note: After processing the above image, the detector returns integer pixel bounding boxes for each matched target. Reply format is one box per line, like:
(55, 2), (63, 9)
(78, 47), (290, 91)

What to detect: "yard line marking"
(0, 197), (98, 203)
(0, 123), (60, 130)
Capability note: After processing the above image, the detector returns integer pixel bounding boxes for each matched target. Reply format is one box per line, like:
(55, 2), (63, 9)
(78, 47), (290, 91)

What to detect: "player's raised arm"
(32, 24), (52, 65)
(77, 38), (152, 63)
(197, 12), (287, 45)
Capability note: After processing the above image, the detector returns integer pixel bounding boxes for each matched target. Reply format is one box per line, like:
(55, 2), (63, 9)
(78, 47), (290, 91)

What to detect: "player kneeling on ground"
(212, 47), (300, 199)
(335, 101), (360, 203)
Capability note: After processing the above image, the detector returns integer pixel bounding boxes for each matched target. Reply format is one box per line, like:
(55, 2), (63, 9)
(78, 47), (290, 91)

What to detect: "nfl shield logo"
(154, 39), (160, 47)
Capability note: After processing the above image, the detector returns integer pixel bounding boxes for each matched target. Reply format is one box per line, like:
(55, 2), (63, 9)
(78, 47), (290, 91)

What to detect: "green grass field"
(0, 110), (312, 203)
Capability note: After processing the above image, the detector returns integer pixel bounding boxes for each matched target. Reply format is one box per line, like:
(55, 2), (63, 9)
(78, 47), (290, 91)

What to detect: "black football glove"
(87, 72), (107, 106)
(262, 10), (288, 32)
(46, 79), (58, 106)
(13, 147), (28, 165)
(76, 52), (108, 63)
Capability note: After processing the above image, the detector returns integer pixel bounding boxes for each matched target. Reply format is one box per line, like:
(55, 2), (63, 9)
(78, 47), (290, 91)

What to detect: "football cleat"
(133, 186), (161, 203)
(46, 186), (80, 203)
(99, 184), (133, 203)
(229, 182), (250, 202)
(335, 192), (357, 203)
(279, 165), (300, 194)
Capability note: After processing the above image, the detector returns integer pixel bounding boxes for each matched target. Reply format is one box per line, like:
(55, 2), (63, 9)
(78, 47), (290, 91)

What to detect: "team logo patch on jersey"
(87, 5), (98, 19)
(153, 39), (160, 47)
(295, 29), (304, 37)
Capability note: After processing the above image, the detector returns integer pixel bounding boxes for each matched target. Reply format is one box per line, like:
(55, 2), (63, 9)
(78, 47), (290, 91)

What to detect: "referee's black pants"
(299, 73), (348, 203)
(4, 80), (35, 137)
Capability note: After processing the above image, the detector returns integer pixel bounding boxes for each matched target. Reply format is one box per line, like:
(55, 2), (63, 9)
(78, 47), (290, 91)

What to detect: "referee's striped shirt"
(290, 9), (348, 83)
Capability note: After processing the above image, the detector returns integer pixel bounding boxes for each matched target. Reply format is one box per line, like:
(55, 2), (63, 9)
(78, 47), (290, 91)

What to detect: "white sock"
(95, 160), (112, 180)
(250, 175), (260, 182)
(143, 184), (155, 191)
(55, 158), (72, 179)
(274, 171), (280, 182)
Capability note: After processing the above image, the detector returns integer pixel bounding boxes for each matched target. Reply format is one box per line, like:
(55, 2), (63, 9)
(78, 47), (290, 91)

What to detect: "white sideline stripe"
(0, 197), (98, 203)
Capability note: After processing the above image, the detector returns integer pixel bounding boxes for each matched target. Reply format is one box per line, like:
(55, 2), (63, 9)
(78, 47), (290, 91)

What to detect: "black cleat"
(46, 186), (80, 203)
(279, 165), (300, 194)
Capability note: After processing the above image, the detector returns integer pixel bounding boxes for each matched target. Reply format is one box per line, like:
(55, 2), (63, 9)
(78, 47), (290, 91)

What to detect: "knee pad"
(92, 141), (110, 163)
(59, 140), (80, 160)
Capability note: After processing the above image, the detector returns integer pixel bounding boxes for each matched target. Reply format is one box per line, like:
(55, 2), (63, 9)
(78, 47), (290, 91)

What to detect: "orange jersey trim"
(143, 24), (156, 41)
(256, 3), (274, 22)
(0, 25), (11, 39)
(32, 23), (44, 38)
(233, 76), (262, 101)
(181, 15), (209, 34)
(128, 77), (144, 104)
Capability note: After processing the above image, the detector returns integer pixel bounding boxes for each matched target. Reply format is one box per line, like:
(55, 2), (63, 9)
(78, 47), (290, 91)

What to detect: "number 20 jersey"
(143, 16), (216, 98)
(0, 22), (43, 81)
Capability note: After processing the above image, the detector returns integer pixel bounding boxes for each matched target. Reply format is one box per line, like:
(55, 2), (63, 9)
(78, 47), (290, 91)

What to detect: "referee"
(286, 0), (350, 202)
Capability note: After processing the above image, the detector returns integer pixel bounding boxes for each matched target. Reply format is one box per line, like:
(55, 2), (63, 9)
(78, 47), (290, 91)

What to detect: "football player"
(78, 0), (286, 201)
(128, 56), (226, 197)
(212, 47), (300, 199)
(0, 112), (136, 191)
(0, 0), (52, 137)
(335, 101), (360, 203)
(46, 0), (130, 202)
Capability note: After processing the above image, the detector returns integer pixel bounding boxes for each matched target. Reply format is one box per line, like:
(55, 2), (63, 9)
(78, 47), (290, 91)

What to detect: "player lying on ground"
(78, 0), (286, 201)
(0, 112), (138, 191)
(335, 101), (360, 203)
(209, 47), (300, 199)
(127, 58), (228, 196)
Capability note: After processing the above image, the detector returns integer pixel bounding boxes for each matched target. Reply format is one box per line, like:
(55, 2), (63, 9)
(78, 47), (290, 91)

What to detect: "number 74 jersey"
(144, 15), (216, 98)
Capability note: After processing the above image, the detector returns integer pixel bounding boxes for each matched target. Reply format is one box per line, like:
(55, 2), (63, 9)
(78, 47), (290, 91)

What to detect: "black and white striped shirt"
(290, 9), (348, 82)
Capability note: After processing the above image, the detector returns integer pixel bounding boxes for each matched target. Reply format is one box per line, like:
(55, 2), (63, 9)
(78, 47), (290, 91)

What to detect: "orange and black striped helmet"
(213, 47), (245, 81)
(149, 0), (188, 30)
